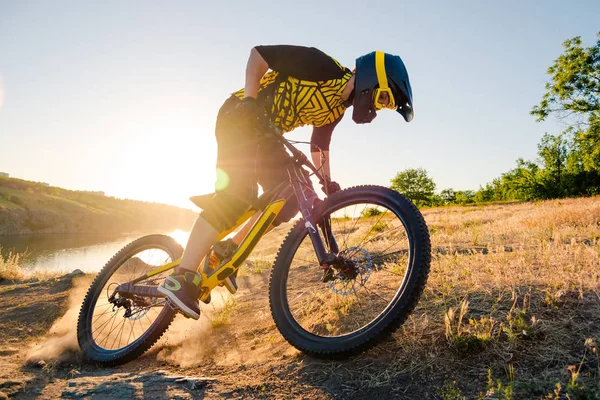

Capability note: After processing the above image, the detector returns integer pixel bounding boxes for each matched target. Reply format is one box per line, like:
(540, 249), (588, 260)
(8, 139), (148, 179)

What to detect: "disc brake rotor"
(327, 247), (374, 295)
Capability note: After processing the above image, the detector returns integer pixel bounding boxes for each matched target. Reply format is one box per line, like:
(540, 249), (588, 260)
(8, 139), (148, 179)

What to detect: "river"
(0, 230), (191, 274)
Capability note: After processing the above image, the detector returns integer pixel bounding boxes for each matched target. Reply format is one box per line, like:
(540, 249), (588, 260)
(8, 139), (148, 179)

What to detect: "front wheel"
(269, 185), (431, 357)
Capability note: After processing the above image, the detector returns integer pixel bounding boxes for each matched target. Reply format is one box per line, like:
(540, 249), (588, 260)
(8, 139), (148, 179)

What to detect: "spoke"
(351, 292), (367, 330)
(379, 264), (408, 277)
(345, 204), (368, 247)
(90, 245), (176, 351)
(344, 211), (390, 259)
(126, 321), (135, 347)
(359, 225), (405, 252)
(116, 317), (127, 349)
(370, 250), (407, 262)
(353, 226), (407, 258)
(332, 211), (349, 252)
(93, 310), (119, 338)
(126, 257), (137, 283)
(92, 303), (115, 324)
(128, 319), (136, 345)
(288, 286), (320, 305)
(110, 318), (127, 350)
(343, 231), (407, 272)
(290, 255), (318, 266)
(362, 285), (392, 306)
(137, 318), (146, 343)
(145, 313), (155, 329)
(101, 312), (119, 347)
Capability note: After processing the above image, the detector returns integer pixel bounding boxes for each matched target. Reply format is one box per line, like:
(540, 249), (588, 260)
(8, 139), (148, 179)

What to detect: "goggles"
(373, 51), (396, 110)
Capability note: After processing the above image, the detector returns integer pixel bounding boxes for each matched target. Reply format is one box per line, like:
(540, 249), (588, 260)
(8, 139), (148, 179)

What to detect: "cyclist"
(158, 45), (414, 319)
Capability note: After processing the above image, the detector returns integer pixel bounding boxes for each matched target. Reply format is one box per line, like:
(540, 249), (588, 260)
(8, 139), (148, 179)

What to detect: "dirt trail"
(0, 272), (408, 399)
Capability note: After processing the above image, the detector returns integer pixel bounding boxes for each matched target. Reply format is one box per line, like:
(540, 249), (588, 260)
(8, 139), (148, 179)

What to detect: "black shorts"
(200, 96), (301, 231)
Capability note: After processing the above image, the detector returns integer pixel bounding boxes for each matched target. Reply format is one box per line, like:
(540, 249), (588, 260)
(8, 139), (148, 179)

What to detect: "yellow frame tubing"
(199, 199), (285, 300)
(144, 209), (257, 280)
(141, 199), (286, 301)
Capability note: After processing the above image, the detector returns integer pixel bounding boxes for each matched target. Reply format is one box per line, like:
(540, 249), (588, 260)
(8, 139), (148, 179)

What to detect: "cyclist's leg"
(256, 139), (302, 228)
(176, 96), (259, 273)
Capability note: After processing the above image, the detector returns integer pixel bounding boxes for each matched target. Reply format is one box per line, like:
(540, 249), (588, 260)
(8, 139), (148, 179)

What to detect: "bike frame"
(117, 134), (339, 302)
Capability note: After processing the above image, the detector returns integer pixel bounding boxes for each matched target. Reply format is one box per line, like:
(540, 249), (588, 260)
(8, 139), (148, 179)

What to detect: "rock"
(68, 382), (76, 387)
(68, 269), (85, 277)
(184, 377), (217, 390)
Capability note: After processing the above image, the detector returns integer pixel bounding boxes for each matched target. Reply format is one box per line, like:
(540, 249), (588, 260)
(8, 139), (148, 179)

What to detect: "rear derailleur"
(108, 291), (151, 319)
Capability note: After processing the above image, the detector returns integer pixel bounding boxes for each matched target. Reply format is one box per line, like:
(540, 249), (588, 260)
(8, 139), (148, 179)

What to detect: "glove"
(234, 97), (270, 134)
(321, 180), (341, 195)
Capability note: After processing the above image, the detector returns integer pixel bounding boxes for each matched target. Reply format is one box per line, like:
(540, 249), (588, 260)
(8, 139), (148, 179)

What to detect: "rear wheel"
(269, 185), (431, 357)
(77, 234), (182, 366)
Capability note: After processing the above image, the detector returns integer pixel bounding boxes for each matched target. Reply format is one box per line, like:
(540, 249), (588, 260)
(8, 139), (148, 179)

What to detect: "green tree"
(531, 33), (600, 172)
(390, 168), (436, 207)
(474, 184), (495, 203)
(439, 188), (457, 204)
(497, 159), (542, 200)
(537, 132), (569, 197)
(455, 190), (475, 204)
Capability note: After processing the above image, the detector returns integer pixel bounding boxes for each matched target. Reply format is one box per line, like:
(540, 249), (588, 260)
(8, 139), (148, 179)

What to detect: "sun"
(111, 111), (218, 208)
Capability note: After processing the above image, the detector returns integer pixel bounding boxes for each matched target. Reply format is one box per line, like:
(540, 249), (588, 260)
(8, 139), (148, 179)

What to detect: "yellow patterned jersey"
(232, 45), (353, 133)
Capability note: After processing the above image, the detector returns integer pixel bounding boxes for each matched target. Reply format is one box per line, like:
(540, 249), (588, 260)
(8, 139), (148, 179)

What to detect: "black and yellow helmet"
(352, 51), (414, 124)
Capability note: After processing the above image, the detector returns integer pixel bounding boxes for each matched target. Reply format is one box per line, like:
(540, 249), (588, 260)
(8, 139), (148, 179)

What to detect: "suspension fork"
(288, 164), (336, 265)
(319, 214), (340, 255)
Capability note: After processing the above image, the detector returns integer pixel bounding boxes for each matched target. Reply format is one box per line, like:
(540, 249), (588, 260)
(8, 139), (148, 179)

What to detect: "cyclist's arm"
(245, 48), (269, 99)
(310, 118), (342, 182)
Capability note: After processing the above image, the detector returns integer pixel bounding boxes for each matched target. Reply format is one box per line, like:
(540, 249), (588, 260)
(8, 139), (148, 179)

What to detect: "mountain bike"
(77, 129), (431, 366)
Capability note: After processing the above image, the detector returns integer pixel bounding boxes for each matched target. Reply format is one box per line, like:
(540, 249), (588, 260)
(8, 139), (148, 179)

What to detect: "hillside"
(1, 195), (599, 398)
(0, 176), (197, 235)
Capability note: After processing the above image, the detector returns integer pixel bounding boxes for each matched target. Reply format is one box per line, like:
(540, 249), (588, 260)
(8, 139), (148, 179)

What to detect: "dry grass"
(0, 245), (62, 282)
(206, 293), (241, 329)
(234, 196), (600, 397)
(0, 245), (26, 281)
(375, 196), (600, 398)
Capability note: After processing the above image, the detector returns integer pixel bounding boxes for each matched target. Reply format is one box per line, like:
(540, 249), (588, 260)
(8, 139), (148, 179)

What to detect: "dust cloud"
(156, 288), (249, 368)
(26, 276), (93, 365)
(156, 280), (288, 368)
(25, 272), (286, 367)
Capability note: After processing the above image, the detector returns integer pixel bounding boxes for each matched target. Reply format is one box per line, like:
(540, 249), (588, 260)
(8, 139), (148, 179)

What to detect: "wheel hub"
(326, 247), (374, 295)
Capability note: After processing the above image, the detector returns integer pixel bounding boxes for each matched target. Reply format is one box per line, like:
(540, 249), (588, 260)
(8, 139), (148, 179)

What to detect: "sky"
(0, 1), (599, 209)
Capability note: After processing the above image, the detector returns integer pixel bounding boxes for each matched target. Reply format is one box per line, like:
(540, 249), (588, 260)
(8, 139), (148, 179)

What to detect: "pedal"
(165, 297), (183, 314)
(223, 276), (238, 294)
(164, 297), (201, 319)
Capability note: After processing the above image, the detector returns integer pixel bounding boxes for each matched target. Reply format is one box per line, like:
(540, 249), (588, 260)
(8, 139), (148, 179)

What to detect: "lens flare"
(215, 168), (229, 191)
